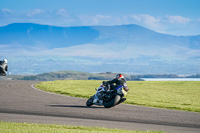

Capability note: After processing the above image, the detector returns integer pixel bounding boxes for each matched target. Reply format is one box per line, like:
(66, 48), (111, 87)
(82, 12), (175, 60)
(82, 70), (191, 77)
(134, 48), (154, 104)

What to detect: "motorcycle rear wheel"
(104, 95), (121, 108)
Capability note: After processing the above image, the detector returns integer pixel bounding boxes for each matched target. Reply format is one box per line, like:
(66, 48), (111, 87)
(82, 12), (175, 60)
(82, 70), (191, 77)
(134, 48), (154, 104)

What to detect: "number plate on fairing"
(117, 87), (127, 95)
(122, 88), (127, 95)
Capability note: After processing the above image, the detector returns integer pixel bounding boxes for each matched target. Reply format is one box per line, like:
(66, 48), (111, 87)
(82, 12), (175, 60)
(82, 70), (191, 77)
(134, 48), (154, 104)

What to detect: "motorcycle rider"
(103, 74), (129, 103)
(103, 74), (129, 92)
(0, 59), (8, 76)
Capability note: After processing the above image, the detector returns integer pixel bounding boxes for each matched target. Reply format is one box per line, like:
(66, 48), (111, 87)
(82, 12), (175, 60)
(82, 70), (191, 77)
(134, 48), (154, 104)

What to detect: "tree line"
(1, 71), (199, 81)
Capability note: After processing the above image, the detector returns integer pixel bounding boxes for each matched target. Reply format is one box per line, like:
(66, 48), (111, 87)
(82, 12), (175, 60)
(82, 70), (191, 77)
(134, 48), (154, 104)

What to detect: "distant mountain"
(1, 23), (200, 49)
(0, 23), (99, 49)
(0, 23), (200, 74)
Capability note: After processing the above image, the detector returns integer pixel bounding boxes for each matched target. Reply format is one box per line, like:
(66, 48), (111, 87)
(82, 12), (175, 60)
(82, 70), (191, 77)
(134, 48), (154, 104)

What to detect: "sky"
(0, 0), (200, 35)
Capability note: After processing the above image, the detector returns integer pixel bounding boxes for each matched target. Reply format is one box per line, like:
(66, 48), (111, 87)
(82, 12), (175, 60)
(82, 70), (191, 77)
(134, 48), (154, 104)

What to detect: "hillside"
(1, 71), (199, 81)
(0, 23), (200, 74)
(1, 71), (142, 81)
(1, 23), (200, 49)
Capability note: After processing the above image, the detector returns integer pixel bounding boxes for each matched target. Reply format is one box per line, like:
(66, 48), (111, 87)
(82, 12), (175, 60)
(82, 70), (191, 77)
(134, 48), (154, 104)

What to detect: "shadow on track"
(48, 104), (103, 108)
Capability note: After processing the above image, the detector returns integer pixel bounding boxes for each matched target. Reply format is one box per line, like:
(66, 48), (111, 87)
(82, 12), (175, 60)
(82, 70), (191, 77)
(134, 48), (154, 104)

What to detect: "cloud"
(131, 14), (160, 23)
(1, 8), (12, 14)
(56, 8), (68, 17)
(165, 15), (191, 24)
(79, 15), (112, 25)
(78, 14), (198, 35)
(79, 14), (161, 27)
(26, 9), (43, 17)
(129, 14), (163, 30)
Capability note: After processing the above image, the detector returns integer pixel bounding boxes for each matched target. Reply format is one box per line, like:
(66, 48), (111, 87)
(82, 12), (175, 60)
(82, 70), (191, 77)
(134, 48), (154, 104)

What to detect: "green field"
(35, 80), (200, 112)
(0, 122), (163, 133)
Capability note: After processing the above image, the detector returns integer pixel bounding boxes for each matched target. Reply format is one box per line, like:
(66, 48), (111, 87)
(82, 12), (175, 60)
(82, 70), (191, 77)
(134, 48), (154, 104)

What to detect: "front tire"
(86, 96), (94, 107)
(104, 95), (121, 108)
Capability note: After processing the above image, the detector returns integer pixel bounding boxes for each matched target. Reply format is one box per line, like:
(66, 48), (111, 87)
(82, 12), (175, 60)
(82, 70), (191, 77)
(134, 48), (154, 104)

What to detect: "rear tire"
(86, 96), (94, 107)
(104, 95), (121, 108)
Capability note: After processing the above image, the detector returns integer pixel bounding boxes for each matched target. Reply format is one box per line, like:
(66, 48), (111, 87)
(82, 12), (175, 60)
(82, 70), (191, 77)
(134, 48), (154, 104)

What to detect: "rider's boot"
(117, 98), (126, 104)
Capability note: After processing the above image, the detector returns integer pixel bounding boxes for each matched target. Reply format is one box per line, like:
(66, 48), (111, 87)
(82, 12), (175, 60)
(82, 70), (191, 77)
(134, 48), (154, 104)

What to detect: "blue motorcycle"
(86, 83), (128, 108)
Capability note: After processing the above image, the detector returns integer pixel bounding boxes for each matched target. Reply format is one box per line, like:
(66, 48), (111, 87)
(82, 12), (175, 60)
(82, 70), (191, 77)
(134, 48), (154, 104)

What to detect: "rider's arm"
(107, 78), (117, 85)
(103, 78), (116, 85)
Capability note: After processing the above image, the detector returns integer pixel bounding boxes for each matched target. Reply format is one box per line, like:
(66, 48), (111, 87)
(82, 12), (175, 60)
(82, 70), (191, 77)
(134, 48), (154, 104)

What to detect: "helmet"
(116, 74), (124, 79)
(3, 59), (7, 63)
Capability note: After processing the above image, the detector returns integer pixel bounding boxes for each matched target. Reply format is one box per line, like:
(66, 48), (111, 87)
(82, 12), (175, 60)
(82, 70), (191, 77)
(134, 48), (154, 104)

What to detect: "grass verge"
(35, 80), (200, 112)
(0, 122), (163, 133)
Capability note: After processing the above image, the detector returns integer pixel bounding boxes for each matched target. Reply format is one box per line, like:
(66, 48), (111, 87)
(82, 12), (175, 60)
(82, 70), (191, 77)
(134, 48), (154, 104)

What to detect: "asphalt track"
(0, 80), (200, 133)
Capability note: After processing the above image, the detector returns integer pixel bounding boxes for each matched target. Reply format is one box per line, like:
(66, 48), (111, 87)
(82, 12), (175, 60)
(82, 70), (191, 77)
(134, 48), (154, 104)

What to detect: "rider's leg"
(105, 83), (111, 92)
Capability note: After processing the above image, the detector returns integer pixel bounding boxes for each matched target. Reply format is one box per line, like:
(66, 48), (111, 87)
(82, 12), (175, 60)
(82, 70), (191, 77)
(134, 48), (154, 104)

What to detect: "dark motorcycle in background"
(86, 83), (128, 108)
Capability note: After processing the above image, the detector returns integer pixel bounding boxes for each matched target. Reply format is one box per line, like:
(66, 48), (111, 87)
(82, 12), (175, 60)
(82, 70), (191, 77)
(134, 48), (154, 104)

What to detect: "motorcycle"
(86, 83), (128, 108)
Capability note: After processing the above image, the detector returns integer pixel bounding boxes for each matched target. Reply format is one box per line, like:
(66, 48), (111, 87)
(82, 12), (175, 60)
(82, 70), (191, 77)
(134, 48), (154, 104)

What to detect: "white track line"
(31, 84), (85, 100)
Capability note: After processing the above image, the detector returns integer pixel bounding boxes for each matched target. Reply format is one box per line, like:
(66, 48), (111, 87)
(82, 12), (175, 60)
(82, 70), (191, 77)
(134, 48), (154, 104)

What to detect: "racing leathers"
(103, 77), (129, 92)
(0, 61), (8, 76)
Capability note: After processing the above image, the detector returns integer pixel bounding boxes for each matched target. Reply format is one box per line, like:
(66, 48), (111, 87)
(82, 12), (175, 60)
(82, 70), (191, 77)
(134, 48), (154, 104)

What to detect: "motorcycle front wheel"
(86, 96), (94, 107)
